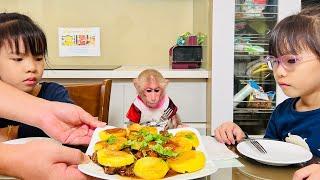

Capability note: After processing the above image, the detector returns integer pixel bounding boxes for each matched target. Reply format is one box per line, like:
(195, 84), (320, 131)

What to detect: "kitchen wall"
(1, 0), (211, 68)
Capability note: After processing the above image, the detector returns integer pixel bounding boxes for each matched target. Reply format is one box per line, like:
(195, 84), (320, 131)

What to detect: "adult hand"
(2, 140), (91, 180)
(37, 101), (106, 145)
(214, 121), (246, 145)
(293, 164), (320, 180)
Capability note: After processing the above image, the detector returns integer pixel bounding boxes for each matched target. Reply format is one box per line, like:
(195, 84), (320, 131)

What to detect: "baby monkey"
(126, 69), (183, 129)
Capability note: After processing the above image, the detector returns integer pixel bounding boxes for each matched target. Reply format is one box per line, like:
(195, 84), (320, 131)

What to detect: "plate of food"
(78, 124), (217, 179)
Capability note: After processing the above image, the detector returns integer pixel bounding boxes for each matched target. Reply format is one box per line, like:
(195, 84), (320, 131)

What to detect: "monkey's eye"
(145, 88), (161, 93)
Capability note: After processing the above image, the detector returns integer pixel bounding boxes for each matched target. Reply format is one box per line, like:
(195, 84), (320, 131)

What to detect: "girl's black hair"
(268, 6), (320, 58)
(0, 12), (47, 56)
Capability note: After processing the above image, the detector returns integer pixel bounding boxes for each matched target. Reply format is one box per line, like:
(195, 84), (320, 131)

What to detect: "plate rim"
(3, 137), (54, 144)
(236, 139), (313, 165)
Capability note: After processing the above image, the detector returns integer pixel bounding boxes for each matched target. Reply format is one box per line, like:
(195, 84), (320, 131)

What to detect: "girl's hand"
(214, 121), (246, 145)
(293, 164), (320, 180)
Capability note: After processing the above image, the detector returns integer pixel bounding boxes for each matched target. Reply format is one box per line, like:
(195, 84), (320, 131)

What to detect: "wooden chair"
(64, 79), (112, 123)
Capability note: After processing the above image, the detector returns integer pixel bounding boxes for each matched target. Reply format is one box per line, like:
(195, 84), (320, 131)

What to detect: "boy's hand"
(214, 122), (246, 145)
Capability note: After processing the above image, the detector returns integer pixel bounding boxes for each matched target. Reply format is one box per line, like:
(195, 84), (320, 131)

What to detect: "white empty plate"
(237, 139), (313, 166)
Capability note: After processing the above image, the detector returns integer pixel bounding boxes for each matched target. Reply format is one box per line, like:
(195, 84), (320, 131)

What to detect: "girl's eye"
(286, 58), (297, 64)
(11, 58), (23, 62)
(146, 89), (152, 93)
(35, 57), (44, 61)
(154, 89), (160, 93)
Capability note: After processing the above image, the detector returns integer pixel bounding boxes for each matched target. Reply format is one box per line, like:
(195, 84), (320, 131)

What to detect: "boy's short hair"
(0, 12), (47, 56)
(268, 6), (320, 59)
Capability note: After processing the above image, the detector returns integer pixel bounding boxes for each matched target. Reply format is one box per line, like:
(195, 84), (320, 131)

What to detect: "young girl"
(0, 12), (73, 140)
(214, 6), (320, 156)
(216, 6), (320, 179)
(215, 6), (320, 178)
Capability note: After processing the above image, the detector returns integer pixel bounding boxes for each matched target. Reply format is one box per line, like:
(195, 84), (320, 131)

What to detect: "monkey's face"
(141, 81), (163, 108)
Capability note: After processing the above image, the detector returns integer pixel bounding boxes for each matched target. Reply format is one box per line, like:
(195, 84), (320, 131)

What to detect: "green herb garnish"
(107, 135), (117, 144)
(185, 134), (193, 139)
(152, 144), (178, 157)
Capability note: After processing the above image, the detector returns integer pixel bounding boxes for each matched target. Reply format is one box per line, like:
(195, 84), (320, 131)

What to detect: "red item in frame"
(187, 35), (197, 46)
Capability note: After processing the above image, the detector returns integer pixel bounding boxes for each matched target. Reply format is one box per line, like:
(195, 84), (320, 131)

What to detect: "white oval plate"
(78, 126), (217, 179)
(237, 139), (313, 166)
(3, 137), (55, 145)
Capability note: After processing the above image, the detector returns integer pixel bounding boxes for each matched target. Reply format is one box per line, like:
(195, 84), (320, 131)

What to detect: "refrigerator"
(210, 0), (301, 135)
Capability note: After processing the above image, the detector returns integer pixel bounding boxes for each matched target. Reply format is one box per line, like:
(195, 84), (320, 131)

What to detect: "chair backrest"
(64, 79), (112, 123)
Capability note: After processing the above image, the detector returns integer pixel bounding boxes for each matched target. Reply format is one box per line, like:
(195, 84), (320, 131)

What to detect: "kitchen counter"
(43, 65), (209, 79)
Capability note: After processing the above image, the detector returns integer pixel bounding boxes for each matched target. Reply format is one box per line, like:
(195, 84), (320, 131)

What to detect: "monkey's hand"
(164, 115), (183, 130)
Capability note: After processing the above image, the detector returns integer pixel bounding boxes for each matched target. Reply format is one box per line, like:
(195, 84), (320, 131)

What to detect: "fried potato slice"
(141, 126), (158, 135)
(99, 128), (127, 140)
(127, 131), (139, 141)
(94, 136), (127, 151)
(94, 140), (108, 151)
(127, 123), (143, 132)
(133, 157), (169, 179)
(175, 130), (199, 148)
(167, 150), (205, 173)
(97, 149), (134, 167)
(166, 136), (193, 153)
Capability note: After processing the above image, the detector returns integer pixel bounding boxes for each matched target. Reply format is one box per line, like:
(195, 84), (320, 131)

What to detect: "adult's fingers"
(79, 109), (106, 128)
(54, 145), (90, 165)
(52, 163), (90, 180)
(66, 136), (92, 145)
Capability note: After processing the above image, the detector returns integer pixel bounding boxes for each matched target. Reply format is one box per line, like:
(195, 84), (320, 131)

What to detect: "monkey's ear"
(133, 78), (140, 90)
(160, 79), (169, 89)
